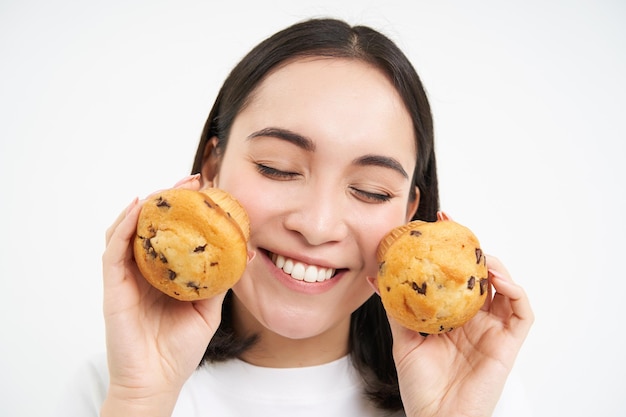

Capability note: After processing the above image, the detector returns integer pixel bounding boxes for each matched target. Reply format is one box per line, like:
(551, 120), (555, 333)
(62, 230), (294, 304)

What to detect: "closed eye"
(255, 163), (300, 180)
(349, 186), (391, 203)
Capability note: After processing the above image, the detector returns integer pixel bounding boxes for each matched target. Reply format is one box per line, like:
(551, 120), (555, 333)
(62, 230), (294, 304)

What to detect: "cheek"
(355, 207), (408, 269)
(218, 173), (280, 233)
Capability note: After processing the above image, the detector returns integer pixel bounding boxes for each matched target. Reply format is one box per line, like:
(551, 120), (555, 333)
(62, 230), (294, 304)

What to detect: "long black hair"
(191, 18), (439, 412)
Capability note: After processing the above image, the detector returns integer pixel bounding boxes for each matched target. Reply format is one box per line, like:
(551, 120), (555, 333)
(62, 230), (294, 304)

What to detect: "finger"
(386, 314), (429, 363)
(102, 199), (144, 286)
(489, 269), (534, 324)
(105, 197), (139, 245)
(173, 173), (201, 188)
(485, 254), (511, 277)
(487, 269), (534, 344)
(365, 276), (380, 296)
(173, 174), (202, 191)
(143, 174), (203, 202)
(191, 291), (229, 334)
(436, 211), (452, 221)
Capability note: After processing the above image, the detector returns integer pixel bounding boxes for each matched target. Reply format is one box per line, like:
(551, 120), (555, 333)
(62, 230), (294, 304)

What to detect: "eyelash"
(255, 163), (392, 203)
(255, 163), (299, 179)
(349, 187), (392, 203)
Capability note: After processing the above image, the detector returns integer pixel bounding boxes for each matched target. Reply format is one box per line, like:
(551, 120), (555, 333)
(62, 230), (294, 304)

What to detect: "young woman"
(67, 18), (533, 417)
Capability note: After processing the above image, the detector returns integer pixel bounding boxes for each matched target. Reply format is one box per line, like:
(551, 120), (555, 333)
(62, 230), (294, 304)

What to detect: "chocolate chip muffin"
(376, 220), (488, 334)
(134, 188), (249, 301)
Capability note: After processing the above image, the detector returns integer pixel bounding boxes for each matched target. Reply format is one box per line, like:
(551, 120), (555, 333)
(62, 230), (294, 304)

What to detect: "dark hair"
(191, 18), (439, 412)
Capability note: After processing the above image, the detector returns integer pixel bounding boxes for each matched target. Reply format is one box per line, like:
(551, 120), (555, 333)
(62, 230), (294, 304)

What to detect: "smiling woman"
(57, 17), (533, 417)
(211, 57), (418, 363)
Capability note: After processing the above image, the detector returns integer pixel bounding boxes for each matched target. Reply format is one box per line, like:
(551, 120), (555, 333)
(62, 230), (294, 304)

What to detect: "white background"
(1, 1), (624, 416)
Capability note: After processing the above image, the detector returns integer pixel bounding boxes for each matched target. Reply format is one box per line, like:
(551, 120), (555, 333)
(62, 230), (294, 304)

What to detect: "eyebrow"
(353, 154), (409, 179)
(247, 127), (316, 152)
(247, 127), (409, 179)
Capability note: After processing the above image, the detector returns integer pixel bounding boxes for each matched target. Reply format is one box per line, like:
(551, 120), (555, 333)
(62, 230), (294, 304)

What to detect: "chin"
(263, 304), (346, 339)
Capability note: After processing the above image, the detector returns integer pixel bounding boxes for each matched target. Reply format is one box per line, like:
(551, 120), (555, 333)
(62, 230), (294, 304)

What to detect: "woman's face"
(209, 57), (417, 347)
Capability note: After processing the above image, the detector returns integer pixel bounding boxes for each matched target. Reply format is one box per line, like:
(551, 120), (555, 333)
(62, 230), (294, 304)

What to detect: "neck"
(231, 294), (351, 368)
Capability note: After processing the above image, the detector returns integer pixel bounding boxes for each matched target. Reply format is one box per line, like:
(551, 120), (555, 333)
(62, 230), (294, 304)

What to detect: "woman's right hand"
(100, 175), (226, 417)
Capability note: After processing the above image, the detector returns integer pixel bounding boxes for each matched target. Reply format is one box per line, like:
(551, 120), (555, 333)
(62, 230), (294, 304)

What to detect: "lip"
(260, 249), (346, 295)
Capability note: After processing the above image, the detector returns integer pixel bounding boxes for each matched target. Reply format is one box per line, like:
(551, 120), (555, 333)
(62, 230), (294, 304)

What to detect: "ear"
(200, 136), (221, 188)
(405, 186), (420, 222)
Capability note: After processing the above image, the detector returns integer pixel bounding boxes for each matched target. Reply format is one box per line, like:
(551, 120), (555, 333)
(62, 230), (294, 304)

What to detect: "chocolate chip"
(475, 248), (483, 265)
(204, 200), (213, 209)
(480, 278), (488, 295)
(386, 286), (391, 292)
(168, 269), (177, 280)
(410, 230), (422, 237)
(210, 262), (218, 266)
(158, 253), (168, 263)
(419, 332), (429, 337)
(378, 261), (386, 273)
(156, 197), (171, 208)
(194, 245), (207, 253)
(186, 281), (200, 290)
(467, 276), (476, 290)
(142, 238), (157, 259)
(439, 325), (445, 332)
(412, 282), (427, 295)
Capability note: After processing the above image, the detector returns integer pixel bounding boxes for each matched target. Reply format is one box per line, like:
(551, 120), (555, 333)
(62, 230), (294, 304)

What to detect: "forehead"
(236, 57), (416, 159)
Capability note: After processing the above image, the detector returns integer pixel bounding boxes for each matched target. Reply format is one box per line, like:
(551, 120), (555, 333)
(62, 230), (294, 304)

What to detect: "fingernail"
(488, 268), (504, 281)
(366, 276), (380, 296)
(174, 173), (201, 187)
(437, 211), (452, 221)
(488, 268), (498, 278)
(247, 250), (256, 263)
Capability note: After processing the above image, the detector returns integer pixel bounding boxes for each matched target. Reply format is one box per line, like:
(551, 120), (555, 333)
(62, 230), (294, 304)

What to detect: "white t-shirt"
(56, 354), (532, 416)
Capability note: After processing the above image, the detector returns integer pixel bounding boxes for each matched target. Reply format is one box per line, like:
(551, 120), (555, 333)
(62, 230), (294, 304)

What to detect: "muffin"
(133, 187), (249, 301)
(376, 219), (488, 334)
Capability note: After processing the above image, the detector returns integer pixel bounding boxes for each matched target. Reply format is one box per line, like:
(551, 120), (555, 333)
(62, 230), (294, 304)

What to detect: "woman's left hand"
(389, 255), (534, 417)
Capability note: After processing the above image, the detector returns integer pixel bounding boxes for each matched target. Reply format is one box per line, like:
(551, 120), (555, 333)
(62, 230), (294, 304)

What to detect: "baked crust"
(133, 188), (249, 301)
(377, 220), (488, 334)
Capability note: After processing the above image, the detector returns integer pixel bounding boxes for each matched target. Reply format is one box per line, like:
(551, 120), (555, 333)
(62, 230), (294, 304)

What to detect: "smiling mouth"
(269, 252), (337, 283)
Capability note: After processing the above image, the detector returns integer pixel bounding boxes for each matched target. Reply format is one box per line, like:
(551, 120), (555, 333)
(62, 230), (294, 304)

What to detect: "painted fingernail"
(437, 211), (452, 221)
(488, 268), (503, 279)
(173, 173), (201, 187)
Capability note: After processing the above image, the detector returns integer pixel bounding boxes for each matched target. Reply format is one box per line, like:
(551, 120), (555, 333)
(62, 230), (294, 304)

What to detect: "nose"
(283, 183), (350, 246)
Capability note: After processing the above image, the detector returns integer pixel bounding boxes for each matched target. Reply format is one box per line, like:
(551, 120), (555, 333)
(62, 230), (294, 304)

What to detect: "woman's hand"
(100, 175), (227, 417)
(390, 257), (533, 417)
(386, 227), (534, 417)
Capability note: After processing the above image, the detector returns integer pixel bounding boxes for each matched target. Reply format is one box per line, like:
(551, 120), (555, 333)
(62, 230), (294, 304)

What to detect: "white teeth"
(304, 265), (318, 283)
(283, 258), (294, 274)
(292, 263), (305, 280)
(271, 253), (335, 283)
